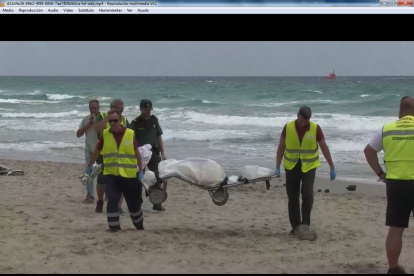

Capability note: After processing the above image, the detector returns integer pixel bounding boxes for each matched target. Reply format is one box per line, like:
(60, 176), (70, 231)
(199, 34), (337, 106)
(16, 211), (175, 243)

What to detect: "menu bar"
(0, 7), (413, 12)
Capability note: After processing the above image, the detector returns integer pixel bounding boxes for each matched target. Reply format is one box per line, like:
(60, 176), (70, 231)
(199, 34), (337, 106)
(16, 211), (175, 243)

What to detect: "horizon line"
(0, 75), (413, 77)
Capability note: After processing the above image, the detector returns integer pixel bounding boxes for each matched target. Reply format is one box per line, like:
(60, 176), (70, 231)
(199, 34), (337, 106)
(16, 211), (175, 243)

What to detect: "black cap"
(298, 105), (312, 119)
(140, 99), (152, 109)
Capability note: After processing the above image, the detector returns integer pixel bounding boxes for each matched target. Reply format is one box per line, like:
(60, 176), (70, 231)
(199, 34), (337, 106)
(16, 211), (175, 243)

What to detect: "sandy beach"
(1, 158), (414, 274)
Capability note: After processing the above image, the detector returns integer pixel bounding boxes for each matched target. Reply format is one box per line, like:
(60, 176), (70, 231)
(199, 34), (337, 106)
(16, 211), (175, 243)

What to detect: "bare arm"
(364, 144), (384, 175)
(318, 139), (335, 169)
(276, 136), (286, 169)
(77, 123), (91, 138)
(94, 117), (108, 134)
(87, 148), (102, 167)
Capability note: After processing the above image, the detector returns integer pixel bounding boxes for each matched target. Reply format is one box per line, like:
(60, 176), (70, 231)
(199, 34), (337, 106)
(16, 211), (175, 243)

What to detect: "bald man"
(364, 96), (414, 274)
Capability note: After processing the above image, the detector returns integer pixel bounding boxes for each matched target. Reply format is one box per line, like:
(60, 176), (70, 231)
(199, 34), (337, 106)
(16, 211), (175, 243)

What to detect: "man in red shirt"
(275, 106), (336, 239)
(87, 110), (144, 232)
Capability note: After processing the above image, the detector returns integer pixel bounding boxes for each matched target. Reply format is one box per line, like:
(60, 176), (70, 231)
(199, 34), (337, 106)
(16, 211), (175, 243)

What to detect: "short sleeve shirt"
(129, 115), (163, 147)
(368, 127), (383, 152)
(79, 115), (99, 152)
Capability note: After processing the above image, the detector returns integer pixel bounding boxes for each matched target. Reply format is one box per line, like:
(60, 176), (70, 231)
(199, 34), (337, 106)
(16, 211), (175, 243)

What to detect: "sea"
(0, 76), (411, 184)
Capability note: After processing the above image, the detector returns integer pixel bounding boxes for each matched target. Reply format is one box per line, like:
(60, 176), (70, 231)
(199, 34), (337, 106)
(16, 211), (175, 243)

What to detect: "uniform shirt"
(79, 114), (99, 152)
(281, 120), (325, 144)
(129, 115), (163, 148)
(368, 128), (383, 152)
(96, 113), (130, 138)
(96, 127), (138, 151)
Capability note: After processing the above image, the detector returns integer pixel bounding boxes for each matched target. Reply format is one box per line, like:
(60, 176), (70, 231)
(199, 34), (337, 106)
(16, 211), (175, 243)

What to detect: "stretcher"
(81, 157), (277, 207)
(141, 158), (277, 206)
(144, 172), (277, 207)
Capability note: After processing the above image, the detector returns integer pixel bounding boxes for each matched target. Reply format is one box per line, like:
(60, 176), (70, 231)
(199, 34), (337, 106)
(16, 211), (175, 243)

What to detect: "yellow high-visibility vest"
(101, 128), (137, 178)
(382, 115), (414, 180)
(284, 120), (320, 173)
(102, 112), (127, 129)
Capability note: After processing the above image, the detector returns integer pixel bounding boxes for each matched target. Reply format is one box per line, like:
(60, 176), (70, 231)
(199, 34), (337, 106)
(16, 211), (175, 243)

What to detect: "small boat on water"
(326, 69), (337, 80)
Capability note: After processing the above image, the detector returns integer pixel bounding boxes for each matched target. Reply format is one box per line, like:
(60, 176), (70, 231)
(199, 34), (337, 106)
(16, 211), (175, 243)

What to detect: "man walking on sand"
(77, 99), (100, 204)
(275, 105), (336, 239)
(93, 99), (130, 214)
(129, 99), (167, 212)
(87, 109), (145, 232)
(363, 96), (414, 274)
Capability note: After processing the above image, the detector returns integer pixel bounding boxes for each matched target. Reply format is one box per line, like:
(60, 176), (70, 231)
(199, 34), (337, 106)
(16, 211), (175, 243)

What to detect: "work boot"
(153, 204), (165, 211)
(289, 227), (299, 236)
(297, 224), (318, 241)
(388, 265), (406, 274)
(135, 221), (144, 231)
(107, 226), (121, 233)
(95, 201), (104, 213)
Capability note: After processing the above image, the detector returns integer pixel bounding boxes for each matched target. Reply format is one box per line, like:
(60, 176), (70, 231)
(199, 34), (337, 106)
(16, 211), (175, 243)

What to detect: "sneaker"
(388, 265), (406, 274)
(83, 197), (94, 204)
(95, 201), (104, 213)
(153, 204), (165, 212)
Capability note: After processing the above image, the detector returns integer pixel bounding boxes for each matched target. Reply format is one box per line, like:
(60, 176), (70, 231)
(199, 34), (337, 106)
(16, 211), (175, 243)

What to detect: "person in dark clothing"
(275, 106), (336, 238)
(129, 99), (167, 212)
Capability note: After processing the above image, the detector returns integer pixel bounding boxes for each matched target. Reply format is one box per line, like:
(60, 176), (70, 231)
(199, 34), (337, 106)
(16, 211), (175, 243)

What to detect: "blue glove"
(85, 166), (92, 175)
(138, 171), (144, 181)
(274, 168), (281, 177)
(330, 168), (336, 181)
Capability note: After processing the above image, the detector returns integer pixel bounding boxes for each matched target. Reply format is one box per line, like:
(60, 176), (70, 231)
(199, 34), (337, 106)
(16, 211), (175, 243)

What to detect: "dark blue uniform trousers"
(104, 174), (143, 230)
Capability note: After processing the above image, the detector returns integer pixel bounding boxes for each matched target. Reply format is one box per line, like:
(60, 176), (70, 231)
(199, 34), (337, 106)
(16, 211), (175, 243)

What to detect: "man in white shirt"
(364, 96), (414, 274)
(77, 100), (100, 204)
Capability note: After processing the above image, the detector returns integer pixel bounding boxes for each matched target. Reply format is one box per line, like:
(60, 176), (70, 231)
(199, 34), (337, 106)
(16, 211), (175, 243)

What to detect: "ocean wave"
(46, 94), (86, 100)
(0, 141), (84, 152)
(1, 90), (44, 96)
(360, 94), (371, 97)
(0, 110), (87, 118)
(247, 99), (352, 108)
(166, 111), (393, 132)
(75, 103), (110, 108)
(95, 96), (112, 101)
(0, 119), (80, 132)
(0, 99), (64, 104)
(162, 129), (251, 141)
(300, 90), (323, 94)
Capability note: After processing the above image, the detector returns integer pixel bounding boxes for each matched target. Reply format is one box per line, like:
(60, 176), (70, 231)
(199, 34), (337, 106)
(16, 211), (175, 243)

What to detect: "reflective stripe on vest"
(382, 115), (414, 180)
(101, 128), (137, 178)
(283, 120), (320, 173)
(102, 112), (127, 129)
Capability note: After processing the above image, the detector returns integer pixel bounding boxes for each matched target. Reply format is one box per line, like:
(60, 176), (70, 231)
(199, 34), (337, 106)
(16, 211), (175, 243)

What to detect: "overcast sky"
(0, 42), (412, 77)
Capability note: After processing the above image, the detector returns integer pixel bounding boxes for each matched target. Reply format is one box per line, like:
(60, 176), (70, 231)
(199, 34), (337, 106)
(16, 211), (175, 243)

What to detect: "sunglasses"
(109, 119), (119, 123)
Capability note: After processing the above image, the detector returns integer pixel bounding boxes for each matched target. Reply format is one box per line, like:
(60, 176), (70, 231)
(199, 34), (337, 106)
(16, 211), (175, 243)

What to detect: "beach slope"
(1, 159), (414, 274)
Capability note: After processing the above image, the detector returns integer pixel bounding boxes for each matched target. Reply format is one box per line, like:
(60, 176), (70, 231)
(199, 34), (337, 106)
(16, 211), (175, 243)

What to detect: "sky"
(0, 41), (412, 77)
